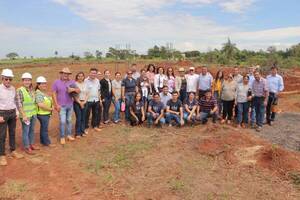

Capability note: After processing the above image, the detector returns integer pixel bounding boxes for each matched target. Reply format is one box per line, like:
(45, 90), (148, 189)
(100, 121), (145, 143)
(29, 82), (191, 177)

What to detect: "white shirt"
(186, 74), (199, 93)
(159, 92), (172, 108)
(0, 84), (17, 110)
(198, 73), (213, 90)
(266, 74), (284, 94)
(76, 82), (88, 101)
(154, 74), (167, 92)
(84, 78), (100, 102)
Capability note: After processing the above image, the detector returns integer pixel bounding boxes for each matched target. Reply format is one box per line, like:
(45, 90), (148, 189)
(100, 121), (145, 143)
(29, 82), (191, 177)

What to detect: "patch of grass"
(169, 178), (185, 191)
(0, 180), (27, 199)
(86, 159), (105, 175)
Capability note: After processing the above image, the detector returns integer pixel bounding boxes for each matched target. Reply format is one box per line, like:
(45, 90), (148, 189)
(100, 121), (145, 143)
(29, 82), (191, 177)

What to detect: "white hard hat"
(36, 76), (47, 83)
(21, 72), (32, 79)
(1, 69), (14, 77)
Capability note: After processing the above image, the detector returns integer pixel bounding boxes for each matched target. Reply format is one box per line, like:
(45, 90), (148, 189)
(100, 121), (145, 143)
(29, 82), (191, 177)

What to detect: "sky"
(0, 0), (299, 58)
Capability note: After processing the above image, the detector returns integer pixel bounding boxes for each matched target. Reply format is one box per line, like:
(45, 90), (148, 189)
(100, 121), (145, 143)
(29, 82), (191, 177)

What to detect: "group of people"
(0, 63), (284, 166)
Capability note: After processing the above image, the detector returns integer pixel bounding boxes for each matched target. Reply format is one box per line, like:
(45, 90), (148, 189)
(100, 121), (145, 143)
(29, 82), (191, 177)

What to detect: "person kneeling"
(165, 91), (184, 127)
(147, 93), (165, 127)
(129, 92), (145, 126)
(183, 92), (198, 125)
(197, 90), (218, 124)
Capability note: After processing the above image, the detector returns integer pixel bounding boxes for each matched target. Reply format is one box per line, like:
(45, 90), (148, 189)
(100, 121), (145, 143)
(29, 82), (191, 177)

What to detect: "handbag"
(121, 101), (126, 112)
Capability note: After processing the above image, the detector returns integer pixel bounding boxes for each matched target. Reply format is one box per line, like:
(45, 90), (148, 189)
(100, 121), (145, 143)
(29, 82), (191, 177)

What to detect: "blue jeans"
(165, 112), (181, 125)
(199, 112), (217, 124)
(147, 112), (165, 125)
(253, 97), (265, 127)
(237, 102), (250, 124)
(37, 115), (51, 146)
(125, 93), (135, 121)
(250, 102), (256, 125)
(59, 105), (73, 138)
(21, 115), (37, 148)
(183, 112), (196, 122)
(74, 102), (87, 135)
(113, 98), (121, 122)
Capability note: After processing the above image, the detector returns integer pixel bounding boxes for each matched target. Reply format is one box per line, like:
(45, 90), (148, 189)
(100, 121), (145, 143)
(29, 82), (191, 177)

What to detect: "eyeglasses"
(4, 78), (12, 81)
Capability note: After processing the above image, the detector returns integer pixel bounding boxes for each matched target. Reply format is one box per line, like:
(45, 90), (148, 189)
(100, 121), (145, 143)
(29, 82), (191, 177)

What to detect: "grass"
(0, 180), (27, 199)
(168, 178), (185, 191)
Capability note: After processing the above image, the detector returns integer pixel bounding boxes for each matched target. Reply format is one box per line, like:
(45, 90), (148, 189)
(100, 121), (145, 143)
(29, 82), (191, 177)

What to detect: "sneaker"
(30, 145), (40, 150)
(46, 144), (56, 148)
(0, 156), (7, 166)
(168, 124), (172, 127)
(84, 130), (89, 135)
(227, 120), (231, 125)
(67, 136), (75, 141)
(241, 124), (246, 128)
(94, 127), (102, 132)
(256, 126), (262, 132)
(60, 138), (66, 145)
(10, 151), (24, 159)
(220, 119), (226, 124)
(24, 148), (35, 155)
(75, 135), (81, 139)
(82, 133), (87, 137)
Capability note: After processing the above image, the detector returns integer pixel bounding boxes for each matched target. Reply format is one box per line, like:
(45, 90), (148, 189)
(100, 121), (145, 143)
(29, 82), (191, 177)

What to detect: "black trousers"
(266, 92), (278, 123)
(85, 101), (100, 129)
(222, 100), (234, 120)
(130, 113), (143, 126)
(102, 96), (112, 122)
(0, 109), (17, 156)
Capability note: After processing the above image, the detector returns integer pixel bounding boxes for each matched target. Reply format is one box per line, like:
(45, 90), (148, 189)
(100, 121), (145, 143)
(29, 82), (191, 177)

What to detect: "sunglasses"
(4, 78), (13, 81)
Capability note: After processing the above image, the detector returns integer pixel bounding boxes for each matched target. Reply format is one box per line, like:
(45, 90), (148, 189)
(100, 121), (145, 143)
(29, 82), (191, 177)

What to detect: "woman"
(220, 73), (237, 124)
(175, 67), (187, 102)
(129, 92), (145, 126)
(154, 67), (167, 93)
(100, 70), (113, 124)
(35, 76), (55, 147)
(166, 67), (175, 93)
(212, 69), (224, 116)
(236, 75), (252, 128)
(74, 72), (89, 138)
(146, 64), (156, 92)
(17, 72), (38, 155)
(112, 72), (122, 123)
(140, 76), (152, 110)
(183, 92), (198, 124)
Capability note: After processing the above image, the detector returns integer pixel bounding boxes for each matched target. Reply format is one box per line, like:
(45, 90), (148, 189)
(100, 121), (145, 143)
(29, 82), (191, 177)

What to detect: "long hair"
(147, 64), (156, 73)
(75, 71), (85, 81)
(156, 66), (165, 74)
(215, 70), (224, 81)
(166, 67), (175, 78)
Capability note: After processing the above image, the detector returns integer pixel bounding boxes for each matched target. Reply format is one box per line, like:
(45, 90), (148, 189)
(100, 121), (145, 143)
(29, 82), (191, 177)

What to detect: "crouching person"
(197, 90), (218, 124)
(183, 92), (198, 125)
(165, 91), (184, 127)
(147, 93), (165, 127)
(130, 92), (145, 126)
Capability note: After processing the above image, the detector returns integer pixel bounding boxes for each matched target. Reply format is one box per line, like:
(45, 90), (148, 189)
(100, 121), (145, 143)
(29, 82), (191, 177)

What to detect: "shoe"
(84, 130), (89, 135)
(256, 126), (262, 132)
(82, 133), (87, 137)
(168, 124), (172, 127)
(220, 119), (225, 124)
(60, 138), (66, 145)
(30, 145), (40, 150)
(94, 127), (102, 132)
(46, 144), (56, 148)
(237, 124), (241, 128)
(11, 151), (24, 159)
(67, 136), (75, 141)
(241, 124), (246, 128)
(104, 120), (110, 124)
(227, 120), (231, 125)
(24, 148), (35, 155)
(0, 156), (7, 166)
(75, 135), (81, 139)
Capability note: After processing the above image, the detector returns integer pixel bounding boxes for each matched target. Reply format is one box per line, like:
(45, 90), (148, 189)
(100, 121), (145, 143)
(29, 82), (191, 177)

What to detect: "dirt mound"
(176, 60), (193, 67)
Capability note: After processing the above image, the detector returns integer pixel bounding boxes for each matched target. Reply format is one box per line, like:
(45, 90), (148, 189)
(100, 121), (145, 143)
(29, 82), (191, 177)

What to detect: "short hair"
(153, 92), (160, 97)
(172, 91), (179, 95)
(115, 72), (121, 76)
(188, 92), (196, 96)
(271, 65), (278, 70)
(103, 69), (109, 74)
(90, 68), (98, 72)
(205, 90), (212, 94)
(162, 85), (168, 89)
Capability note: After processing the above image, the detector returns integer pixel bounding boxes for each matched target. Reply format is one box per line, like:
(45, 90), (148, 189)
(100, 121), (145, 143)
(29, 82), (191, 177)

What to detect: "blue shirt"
(149, 100), (164, 114)
(122, 78), (137, 93)
(266, 74), (284, 94)
(198, 73), (213, 90)
(248, 74), (255, 88)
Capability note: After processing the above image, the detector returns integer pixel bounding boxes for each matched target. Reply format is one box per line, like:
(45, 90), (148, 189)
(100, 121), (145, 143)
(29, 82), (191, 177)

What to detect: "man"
(197, 90), (218, 124)
(248, 66), (256, 126)
(165, 91), (184, 127)
(97, 71), (103, 127)
(147, 93), (165, 127)
(52, 67), (79, 144)
(85, 68), (102, 132)
(122, 70), (138, 121)
(233, 67), (243, 84)
(266, 66), (284, 125)
(100, 70), (113, 124)
(186, 67), (199, 94)
(248, 66), (255, 87)
(159, 85), (172, 109)
(198, 66), (213, 98)
(125, 64), (141, 80)
(0, 69), (24, 166)
(252, 71), (268, 132)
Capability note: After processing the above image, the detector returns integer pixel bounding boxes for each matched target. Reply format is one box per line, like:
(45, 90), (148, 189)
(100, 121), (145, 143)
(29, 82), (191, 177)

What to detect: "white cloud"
(219, 0), (256, 13)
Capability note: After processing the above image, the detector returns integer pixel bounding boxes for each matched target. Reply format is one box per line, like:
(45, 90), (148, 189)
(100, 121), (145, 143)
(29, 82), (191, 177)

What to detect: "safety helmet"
(1, 69), (14, 77)
(36, 76), (47, 83)
(21, 72), (32, 79)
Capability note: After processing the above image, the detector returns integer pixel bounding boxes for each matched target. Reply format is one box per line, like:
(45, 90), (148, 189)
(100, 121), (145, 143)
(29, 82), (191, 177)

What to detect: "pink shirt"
(0, 84), (17, 110)
(146, 72), (155, 84)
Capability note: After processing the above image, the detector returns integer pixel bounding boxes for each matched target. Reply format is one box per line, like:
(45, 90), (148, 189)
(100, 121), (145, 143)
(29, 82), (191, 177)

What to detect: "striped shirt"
(252, 77), (268, 97)
(199, 96), (217, 113)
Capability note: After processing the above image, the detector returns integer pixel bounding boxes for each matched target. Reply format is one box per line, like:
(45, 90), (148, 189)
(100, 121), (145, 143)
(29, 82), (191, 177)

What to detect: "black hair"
(172, 91), (179, 95)
(153, 92), (160, 97)
(215, 70), (224, 81)
(115, 72), (121, 76)
(162, 85), (168, 89)
(156, 66), (165, 74)
(90, 68), (98, 72)
(134, 92), (142, 102)
(147, 64), (156, 73)
(166, 67), (175, 78)
(75, 71), (85, 81)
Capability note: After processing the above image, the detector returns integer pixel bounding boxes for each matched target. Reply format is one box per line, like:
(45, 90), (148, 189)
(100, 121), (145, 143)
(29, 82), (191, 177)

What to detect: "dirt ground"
(0, 62), (300, 200)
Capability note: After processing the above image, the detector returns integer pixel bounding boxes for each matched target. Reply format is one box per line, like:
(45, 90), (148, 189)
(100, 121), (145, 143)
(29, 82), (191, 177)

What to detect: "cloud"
(219, 0), (256, 13)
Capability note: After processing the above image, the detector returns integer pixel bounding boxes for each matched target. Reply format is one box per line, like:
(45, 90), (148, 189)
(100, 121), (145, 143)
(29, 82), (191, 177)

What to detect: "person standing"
(85, 68), (102, 132)
(131, 64), (141, 80)
(112, 72), (122, 123)
(52, 68), (79, 144)
(154, 67), (167, 93)
(122, 70), (138, 121)
(17, 72), (38, 155)
(146, 64), (156, 92)
(248, 66), (256, 126)
(266, 66), (284, 125)
(74, 72), (89, 138)
(220, 74), (236, 124)
(175, 67), (187, 102)
(186, 67), (199, 94)
(139, 76), (152, 110)
(0, 69), (24, 166)
(166, 67), (176, 93)
(159, 85), (172, 109)
(233, 67), (243, 84)
(198, 66), (213, 99)
(165, 91), (184, 127)
(183, 92), (198, 124)
(212, 69), (224, 117)
(236, 75), (252, 128)
(101, 70), (113, 124)
(197, 90), (218, 124)
(97, 71), (103, 127)
(252, 71), (268, 132)
(147, 93), (165, 127)
(35, 76), (55, 147)
(129, 92), (145, 126)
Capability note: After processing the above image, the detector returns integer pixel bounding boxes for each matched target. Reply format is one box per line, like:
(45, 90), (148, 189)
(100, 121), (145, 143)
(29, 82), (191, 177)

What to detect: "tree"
(84, 51), (94, 59)
(221, 38), (238, 64)
(54, 51), (58, 57)
(6, 52), (19, 60)
(95, 50), (102, 59)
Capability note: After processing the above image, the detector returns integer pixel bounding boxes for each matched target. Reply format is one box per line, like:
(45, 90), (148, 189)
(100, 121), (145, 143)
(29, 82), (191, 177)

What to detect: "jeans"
(102, 96), (112, 122)
(146, 112), (165, 125)
(21, 115), (37, 148)
(266, 93), (278, 123)
(74, 102), (87, 135)
(183, 112), (196, 122)
(253, 97), (265, 127)
(37, 115), (51, 146)
(222, 100), (234, 120)
(0, 109), (16, 156)
(237, 102), (250, 124)
(86, 101), (100, 128)
(213, 91), (222, 115)
(165, 112), (181, 125)
(250, 101), (256, 125)
(113, 98), (121, 122)
(125, 93), (135, 121)
(179, 89), (187, 102)
(199, 112), (217, 124)
(59, 105), (73, 138)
